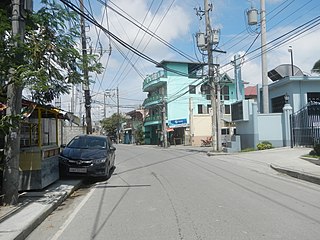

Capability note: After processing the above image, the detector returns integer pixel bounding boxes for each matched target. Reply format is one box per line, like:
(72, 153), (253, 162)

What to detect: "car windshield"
(67, 136), (107, 149)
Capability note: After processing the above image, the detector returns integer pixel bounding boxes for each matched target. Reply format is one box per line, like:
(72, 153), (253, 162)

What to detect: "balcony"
(143, 70), (167, 92)
(142, 94), (163, 108)
(144, 114), (162, 126)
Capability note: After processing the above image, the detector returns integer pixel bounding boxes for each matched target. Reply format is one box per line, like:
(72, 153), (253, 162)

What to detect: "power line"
(98, 0), (197, 62)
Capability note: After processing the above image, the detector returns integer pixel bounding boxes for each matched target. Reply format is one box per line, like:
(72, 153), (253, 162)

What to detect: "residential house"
(142, 60), (245, 146)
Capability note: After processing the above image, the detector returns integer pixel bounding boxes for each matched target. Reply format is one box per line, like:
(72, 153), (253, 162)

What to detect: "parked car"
(59, 135), (116, 178)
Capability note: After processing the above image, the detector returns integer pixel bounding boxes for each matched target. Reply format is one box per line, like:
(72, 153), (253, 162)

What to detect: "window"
(221, 86), (230, 101)
(207, 104), (211, 114)
(307, 92), (320, 103)
(201, 83), (210, 95)
(224, 105), (231, 114)
(189, 85), (196, 94)
(198, 104), (204, 114)
(221, 128), (230, 135)
(271, 95), (285, 113)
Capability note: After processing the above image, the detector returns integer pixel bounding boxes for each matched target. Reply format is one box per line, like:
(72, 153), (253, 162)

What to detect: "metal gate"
(291, 102), (320, 147)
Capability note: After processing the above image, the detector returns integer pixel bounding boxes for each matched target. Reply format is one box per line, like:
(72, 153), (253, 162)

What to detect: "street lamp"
(284, 92), (289, 104)
(288, 46), (294, 76)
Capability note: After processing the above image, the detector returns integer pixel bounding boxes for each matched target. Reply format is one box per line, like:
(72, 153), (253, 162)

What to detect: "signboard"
(169, 118), (187, 127)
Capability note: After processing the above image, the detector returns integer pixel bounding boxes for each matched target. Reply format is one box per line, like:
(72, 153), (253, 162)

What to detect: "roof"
(156, 60), (207, 72)
(268, 64), (304, 81)
(245, 86), (257, 96)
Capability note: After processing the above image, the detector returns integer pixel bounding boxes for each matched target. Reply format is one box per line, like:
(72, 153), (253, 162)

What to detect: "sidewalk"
(210, 146), (320, 185)
(1, 146), (320, 240)
(0, 179), (82, 240)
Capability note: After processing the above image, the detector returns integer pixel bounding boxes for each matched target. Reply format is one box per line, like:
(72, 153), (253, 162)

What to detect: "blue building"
(142, 60), (244, 145)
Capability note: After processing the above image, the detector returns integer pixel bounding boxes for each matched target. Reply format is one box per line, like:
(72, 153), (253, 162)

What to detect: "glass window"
(225, 105), (231, 114)
(221, 86), (230, 101)
(307, 92), (320, 103)
(189, 85), (196, 94)
(198, 104), (203, 114)
(271, 95), (285, 113)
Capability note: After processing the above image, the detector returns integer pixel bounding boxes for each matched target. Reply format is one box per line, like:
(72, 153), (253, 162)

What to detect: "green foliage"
(0, 0), (103, 104)
(134, 124), (144, 145)
(312, 143), (320, 156)
(241, 148), (255, 152)
(100, 113), (126, 136)
(257, 141), (273, 150)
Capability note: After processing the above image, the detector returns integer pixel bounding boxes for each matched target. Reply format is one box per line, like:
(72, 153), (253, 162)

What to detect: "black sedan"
(59, 135), (116, 178)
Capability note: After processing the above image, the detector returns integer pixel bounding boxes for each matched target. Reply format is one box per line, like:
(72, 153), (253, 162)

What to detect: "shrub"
(257, 141), (273, 150)
(313, 143), (320, 156)
(309, 150), (317, 156)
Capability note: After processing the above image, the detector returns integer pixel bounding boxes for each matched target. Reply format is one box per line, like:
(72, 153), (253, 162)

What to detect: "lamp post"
(284, 92), (289, 104)
(288, 46), (294, 76)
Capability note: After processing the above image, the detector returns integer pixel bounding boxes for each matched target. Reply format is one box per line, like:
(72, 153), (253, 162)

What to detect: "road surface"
(27, 145), (320, 240)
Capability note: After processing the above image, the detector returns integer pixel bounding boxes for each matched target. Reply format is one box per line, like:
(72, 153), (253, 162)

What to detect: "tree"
(311, 60), (320, 74)
(100, 113), (126, 141)
(1, 0), (102, 205)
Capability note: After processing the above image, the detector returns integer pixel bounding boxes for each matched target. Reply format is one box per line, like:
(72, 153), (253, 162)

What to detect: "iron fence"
(291, 102), (320, 147)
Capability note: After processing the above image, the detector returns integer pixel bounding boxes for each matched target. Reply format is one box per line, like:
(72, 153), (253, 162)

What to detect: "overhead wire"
(110, 0), (178, 90)
(106, 0), (158, 89)
(220, 15), (320, 75)
(172, 13), (320, 103)
(98, 0), (198, 62)
(219, 0), (319, 73)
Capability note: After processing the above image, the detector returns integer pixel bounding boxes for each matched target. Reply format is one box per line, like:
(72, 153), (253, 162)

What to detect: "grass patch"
(303, 154), (320, 159)
(241, 148), (255, 152)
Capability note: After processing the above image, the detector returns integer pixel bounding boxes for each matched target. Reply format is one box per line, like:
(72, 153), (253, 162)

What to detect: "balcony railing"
(143, 70), (166, 90)
(142, 94), (163, 107)
(145, 114), (162, 123)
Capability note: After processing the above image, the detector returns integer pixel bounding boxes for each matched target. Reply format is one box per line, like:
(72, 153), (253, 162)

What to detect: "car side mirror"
(60, 144), (66, 148)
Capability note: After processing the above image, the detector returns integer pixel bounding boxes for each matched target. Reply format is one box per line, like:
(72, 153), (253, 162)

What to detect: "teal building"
(142, 60), (244, 145)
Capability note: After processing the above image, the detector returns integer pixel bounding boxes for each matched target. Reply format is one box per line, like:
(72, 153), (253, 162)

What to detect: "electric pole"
(80, 0), (92, 134)
(116, 87), (120, 143)
(204, 0), (217, 151)
(161, 98), (168, 148)
(260, 0), (269, 113)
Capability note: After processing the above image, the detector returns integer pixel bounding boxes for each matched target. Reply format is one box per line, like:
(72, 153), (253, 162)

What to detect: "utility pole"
(80, 0), (92, 134)
(103, 92), (106, 118)
(161, 98), (168, 148)
(204, 0), (217, 151)
(260, 0), (269, 113)
(215, 67), (222, 151)
(246, 1), (268, 113)
(116, 87), (120, 143)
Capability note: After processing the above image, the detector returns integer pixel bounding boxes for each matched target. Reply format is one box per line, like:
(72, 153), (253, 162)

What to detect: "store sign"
(169, 118), (187, 126)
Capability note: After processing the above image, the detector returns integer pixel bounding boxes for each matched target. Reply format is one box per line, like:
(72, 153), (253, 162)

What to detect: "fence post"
(283, 103), (293, 147)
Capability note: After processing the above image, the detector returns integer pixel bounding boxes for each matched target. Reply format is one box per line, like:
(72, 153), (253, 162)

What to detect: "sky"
(35, 0), (320, 121)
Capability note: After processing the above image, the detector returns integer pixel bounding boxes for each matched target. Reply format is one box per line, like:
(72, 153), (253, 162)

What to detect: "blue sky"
(34, 0), (320, 121)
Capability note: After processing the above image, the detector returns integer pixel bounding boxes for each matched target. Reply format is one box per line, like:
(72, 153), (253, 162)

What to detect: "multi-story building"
(142, 60), (245, 146)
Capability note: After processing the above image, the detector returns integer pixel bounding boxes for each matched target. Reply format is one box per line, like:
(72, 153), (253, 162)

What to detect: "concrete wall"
(191, 114), (212, 146)
(233, 100), (291, 150)
(257, 113), (283, 147)
(61, 125), (86, 145)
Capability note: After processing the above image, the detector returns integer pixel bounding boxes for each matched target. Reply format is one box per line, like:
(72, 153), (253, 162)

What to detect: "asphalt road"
(27, 145), (320, 240)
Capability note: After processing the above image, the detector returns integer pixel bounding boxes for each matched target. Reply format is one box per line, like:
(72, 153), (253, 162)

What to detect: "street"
(27, 145), (320, 240)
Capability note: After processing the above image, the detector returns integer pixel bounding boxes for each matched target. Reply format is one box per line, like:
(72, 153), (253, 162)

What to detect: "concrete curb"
(206, 151), (230, 156)
(0, 180), (82, 240)
(270, 164), (320, 185)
